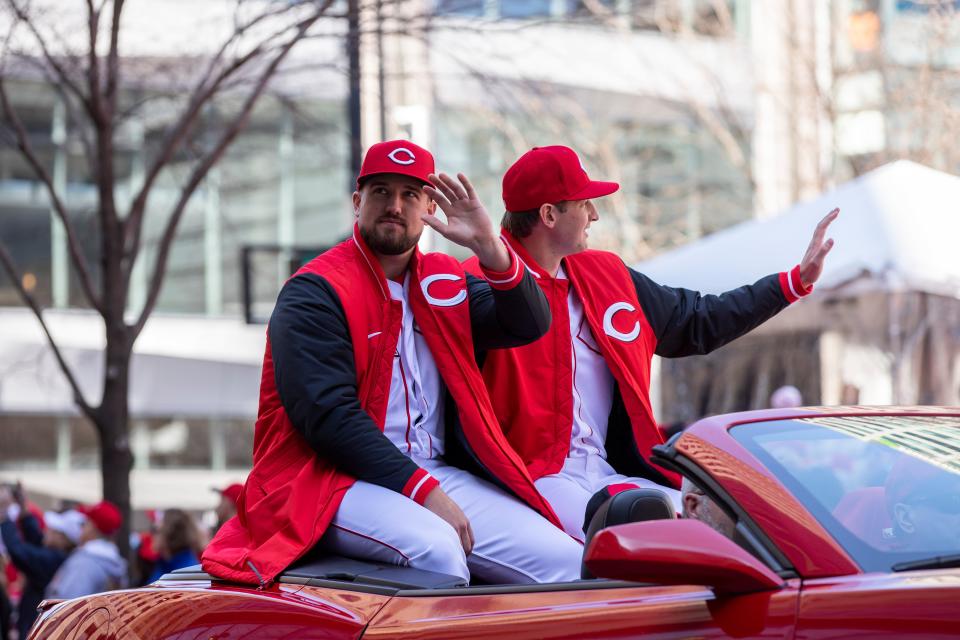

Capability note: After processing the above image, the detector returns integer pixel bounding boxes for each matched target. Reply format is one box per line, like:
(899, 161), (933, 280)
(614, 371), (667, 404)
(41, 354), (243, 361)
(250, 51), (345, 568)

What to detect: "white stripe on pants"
(317, 456), (583, 583)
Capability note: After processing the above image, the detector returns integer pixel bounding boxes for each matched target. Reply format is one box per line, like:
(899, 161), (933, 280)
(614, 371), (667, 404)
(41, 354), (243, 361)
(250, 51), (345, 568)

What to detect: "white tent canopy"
(0, 308), (265, 418)
(635, 161), (960, 299)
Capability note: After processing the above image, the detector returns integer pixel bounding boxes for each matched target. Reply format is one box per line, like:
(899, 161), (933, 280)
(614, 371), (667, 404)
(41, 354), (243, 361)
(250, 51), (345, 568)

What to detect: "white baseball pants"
(316, 455), (583, 584)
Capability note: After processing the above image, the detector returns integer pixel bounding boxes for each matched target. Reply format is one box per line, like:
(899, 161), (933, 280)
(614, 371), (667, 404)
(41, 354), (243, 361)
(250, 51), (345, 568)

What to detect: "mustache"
(378, 215), (407, 226)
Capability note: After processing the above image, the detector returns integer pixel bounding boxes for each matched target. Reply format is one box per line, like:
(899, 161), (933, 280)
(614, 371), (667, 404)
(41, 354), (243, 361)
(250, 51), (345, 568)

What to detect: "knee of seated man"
(543, 532), (584, 567)
(512, 527), (583, 578)
(408, 524), (468, 577)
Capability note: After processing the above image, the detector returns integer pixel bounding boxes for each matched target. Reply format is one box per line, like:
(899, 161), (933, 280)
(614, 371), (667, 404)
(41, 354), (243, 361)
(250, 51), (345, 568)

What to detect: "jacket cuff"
(778, 265), (813, 303)
(480, 242), (523, 291)
(402, 468), (439, 506)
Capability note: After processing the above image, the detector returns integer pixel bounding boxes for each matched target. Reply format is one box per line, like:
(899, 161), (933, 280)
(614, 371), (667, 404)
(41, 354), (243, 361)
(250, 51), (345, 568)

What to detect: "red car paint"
(28, 407), (960, 639)
(585, 518), (785, 594)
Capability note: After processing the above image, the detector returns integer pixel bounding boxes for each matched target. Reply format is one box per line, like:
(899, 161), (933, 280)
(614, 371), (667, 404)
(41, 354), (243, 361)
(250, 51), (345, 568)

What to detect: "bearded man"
(202, 140), (582, 586)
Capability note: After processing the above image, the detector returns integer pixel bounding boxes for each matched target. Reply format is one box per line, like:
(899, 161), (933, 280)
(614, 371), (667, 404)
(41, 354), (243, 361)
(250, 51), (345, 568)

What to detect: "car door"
(362, 581), (800, 640)
(796, 571), (960, 639)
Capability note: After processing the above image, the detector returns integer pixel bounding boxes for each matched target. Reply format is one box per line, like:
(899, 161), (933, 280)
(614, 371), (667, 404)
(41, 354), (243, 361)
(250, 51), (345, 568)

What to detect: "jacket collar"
(351, 222), (422, 300)
(501, 230), (554, 280)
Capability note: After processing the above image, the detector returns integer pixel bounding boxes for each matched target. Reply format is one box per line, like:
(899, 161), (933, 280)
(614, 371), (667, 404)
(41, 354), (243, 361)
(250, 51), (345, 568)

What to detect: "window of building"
(0, 208), (52, 307)
(896, 0), (960, 11)
(435, 0), (486, 16)
(500, 0), (554, 18)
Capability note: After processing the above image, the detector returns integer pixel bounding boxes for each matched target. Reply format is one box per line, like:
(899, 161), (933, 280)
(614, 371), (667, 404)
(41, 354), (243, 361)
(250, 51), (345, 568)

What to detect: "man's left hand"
(799, 208), (839, 288)
(423, 172), (510, 271)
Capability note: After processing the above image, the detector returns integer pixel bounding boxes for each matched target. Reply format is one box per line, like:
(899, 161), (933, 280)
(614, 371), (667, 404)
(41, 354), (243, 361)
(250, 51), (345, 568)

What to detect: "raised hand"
(799, 208), (839, 288)
(423, 172), (510, 271)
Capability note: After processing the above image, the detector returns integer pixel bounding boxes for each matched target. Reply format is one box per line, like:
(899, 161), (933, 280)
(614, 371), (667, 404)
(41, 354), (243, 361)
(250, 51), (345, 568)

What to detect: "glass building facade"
(0, 0), (763, 474)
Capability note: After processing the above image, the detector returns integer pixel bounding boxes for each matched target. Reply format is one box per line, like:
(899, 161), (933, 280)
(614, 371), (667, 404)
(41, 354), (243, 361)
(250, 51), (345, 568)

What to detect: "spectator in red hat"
(47, 500), (128, 600)
(212, 483), (242, 534)
(203, 139), (581, 587)
(464, 145), (839, 541)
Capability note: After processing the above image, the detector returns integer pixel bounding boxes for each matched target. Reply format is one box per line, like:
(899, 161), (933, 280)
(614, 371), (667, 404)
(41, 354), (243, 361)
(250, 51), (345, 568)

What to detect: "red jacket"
(203, 227), (560, 585)
(466, 232), (808, 489)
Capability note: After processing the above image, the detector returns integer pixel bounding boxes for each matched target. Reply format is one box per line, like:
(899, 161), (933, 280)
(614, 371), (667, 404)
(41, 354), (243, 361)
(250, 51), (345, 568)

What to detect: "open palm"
(799, 208), (839, 287)
(422, 173), (496, 252)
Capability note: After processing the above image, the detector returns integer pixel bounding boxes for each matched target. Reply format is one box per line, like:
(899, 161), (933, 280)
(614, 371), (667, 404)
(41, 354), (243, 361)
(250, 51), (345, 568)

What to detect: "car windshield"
(731, 415), (960, 573)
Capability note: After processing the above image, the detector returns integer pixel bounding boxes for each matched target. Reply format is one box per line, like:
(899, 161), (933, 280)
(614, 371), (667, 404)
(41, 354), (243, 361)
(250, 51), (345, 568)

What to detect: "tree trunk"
(96, 325), (135, 561)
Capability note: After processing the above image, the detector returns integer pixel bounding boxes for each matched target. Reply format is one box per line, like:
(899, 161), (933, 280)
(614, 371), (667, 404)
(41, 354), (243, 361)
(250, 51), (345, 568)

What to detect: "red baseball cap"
(502, 145), (619, 212)
(214, 483), (243, 506)
(78, 500), (122, 536)
(357, 139), (435, 188)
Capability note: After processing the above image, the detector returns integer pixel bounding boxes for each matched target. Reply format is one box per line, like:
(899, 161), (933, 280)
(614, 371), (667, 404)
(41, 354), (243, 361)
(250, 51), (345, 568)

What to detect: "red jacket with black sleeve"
(465, 232), (812, 489)
(202, 226), (561, 586)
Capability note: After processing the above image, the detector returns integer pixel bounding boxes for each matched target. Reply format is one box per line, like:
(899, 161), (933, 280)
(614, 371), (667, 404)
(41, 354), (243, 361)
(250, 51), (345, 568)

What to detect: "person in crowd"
(203, 140), (581, 587)
(212, 483), (242, 534)
(46, 501), (127, 600)
(466, 145), (837, 541)
(0, 485), (81, 638)
(770, 385), (803, 409)
(132, 509), (162, 586)
(681, 478), (736, 539)
(147, 509), (203, 583)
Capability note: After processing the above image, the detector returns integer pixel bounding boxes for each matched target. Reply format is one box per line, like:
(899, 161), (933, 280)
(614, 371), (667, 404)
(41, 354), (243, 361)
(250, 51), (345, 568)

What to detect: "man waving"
(203, 140), (581, 586)
(467, 145), (837, 541)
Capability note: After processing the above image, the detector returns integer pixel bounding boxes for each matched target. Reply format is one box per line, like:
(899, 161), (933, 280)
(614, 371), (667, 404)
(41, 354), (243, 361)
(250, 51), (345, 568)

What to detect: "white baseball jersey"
(383, 276), (445, 459)
(558, 267), (615, 458)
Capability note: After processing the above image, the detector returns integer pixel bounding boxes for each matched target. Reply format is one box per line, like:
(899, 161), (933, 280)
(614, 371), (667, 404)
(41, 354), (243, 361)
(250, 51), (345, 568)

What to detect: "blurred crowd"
(0, 481), (241, 640)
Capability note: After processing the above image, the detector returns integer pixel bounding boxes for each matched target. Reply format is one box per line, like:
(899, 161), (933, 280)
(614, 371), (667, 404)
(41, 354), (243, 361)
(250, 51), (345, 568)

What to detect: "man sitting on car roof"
(465, 145), (837, 541)
(202, 140), (581, 587)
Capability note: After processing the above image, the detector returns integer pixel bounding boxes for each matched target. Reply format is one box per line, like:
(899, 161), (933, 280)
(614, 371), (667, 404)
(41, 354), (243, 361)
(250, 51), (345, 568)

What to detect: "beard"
(359, 217), (421, 255)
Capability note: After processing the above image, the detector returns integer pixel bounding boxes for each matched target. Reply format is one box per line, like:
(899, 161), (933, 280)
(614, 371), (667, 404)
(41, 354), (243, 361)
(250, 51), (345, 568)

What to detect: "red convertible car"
(29, 407), (960, 639)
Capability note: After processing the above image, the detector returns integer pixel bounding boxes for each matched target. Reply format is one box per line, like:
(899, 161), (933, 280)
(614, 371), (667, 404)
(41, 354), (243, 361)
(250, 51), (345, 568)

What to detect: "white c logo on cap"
(387, 147), (416, 165)
(603, 302), (640, 343)
(421, 273), (466, 307)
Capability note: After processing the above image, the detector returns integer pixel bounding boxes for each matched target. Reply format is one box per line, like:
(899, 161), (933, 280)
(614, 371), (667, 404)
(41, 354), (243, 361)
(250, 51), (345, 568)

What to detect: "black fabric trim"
(603, 384), (674, 487)
(269, 273), (421, 495)
(628, 267), (789, 358)
(467, 270), (551, 351)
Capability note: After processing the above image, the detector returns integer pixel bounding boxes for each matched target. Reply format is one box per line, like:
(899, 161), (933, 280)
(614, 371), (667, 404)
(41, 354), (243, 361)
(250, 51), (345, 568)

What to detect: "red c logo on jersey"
(421, 273), (466, 307)
(603, 302), (640, 343)
(387, 147), (416, 166)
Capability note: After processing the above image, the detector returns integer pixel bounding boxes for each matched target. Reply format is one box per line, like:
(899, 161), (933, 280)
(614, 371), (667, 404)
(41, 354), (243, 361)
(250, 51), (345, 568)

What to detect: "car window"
(731, 416), (960, 573)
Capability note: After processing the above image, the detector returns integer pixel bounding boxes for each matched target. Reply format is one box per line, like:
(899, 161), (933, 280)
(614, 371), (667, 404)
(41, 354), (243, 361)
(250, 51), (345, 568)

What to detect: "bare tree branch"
(132, 8), (327, 338)
(105, 0), (124, 109)
(14, 52), (99, 172)
(0, 75), (103, 312)
(85, 0), (104, 125)
(122, 13), (312, 272)
(195, 1), (304, 94)
(4, 0), (93, 112)
(0, 244), (96, 420)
